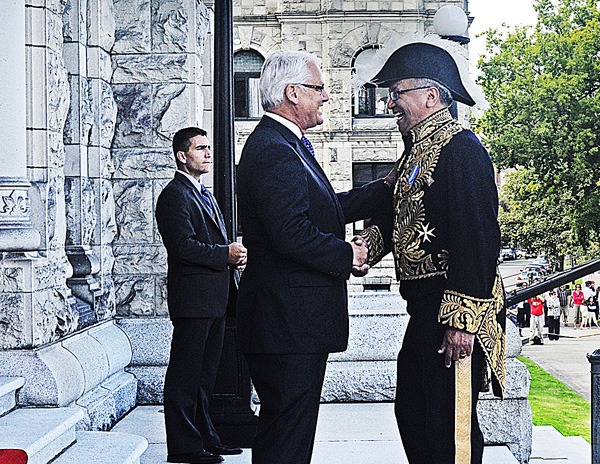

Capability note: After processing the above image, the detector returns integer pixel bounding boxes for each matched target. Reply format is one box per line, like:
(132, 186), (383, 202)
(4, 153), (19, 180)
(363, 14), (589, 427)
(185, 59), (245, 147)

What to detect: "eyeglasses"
(295, 83), (326, 95)
(388, 86), (431, 102)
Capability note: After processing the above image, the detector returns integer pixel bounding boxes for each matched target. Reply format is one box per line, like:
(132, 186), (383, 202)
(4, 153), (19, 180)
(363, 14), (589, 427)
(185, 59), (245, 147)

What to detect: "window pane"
(248, 78), (263, 118)
(352, 164), (374, 187)
(352, 162), (395, 234)
(374, 162), (395, 179)
(234, 77), (248, 118)
(234, 50), (264, 73)
(234, 51), (265, 119)
(375, 88), (392, 115)
(353, 47), (391, 117)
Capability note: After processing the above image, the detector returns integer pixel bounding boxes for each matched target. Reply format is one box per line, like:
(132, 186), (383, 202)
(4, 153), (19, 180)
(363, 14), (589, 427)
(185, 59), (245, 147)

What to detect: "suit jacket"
(236, 116), (389, 354)
(156, 171), (231, 319)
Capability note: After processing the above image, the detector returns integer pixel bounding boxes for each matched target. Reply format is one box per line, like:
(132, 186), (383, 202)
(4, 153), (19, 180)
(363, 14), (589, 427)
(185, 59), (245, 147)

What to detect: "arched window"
(352, 47), (393, 117)
(234, 50), (264, 119)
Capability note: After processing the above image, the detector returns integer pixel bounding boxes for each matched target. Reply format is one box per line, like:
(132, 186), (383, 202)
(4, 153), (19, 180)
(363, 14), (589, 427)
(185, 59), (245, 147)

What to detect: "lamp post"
(211, 1), (258, 445)
(433, 5), (470, 118)
(433, 5), (470, 45)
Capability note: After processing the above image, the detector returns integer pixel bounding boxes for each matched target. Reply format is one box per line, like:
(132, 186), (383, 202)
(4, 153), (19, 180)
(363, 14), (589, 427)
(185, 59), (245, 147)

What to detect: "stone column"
(0, 1), (79, 349)
(0, 1), (40, 252)
(111, 0), (210, 317)
(62, 0), (118, 327)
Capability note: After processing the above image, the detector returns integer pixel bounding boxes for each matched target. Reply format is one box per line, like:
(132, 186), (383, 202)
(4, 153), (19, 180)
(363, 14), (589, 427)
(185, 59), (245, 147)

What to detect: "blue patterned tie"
(200, 184), (214, 217)
(300, 135), (315, 158)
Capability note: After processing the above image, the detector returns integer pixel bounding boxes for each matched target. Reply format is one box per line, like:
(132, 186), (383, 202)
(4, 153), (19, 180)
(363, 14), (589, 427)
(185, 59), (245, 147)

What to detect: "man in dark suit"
(236, 51), (393, 464)
(156, 127), (247, 464)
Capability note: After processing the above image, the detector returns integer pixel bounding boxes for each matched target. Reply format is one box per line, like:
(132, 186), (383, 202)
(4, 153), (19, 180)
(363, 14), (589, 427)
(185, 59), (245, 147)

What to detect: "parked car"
(532, 257), (552, 272)
(517, 268), (542, 283)
(525, 250), (537, 258)
(524, 264), (547, 275)
(501, 248), (517, 260)
(515, 249), (525, 259)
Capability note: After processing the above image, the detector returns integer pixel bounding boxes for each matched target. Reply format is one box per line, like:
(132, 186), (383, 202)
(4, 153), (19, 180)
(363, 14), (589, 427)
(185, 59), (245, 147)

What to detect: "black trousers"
(548, 316), (561, 340)
(164, 316), (226, 456)
(245, 353), (329, 464)
(396, 299), (485, 464)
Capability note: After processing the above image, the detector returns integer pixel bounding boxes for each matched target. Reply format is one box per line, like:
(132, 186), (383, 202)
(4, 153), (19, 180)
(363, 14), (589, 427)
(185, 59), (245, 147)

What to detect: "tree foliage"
(476, 0), (600, 258)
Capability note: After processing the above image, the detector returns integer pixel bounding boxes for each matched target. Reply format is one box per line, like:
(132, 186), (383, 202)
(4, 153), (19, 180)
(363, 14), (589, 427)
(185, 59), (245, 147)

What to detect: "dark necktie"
(300, 135), (315, 158)
(200, 184), (214, 217)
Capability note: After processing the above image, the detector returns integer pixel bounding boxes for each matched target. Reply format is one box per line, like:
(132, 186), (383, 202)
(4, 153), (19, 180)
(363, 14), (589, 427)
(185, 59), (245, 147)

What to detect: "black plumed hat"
(372, 42), (476, 106)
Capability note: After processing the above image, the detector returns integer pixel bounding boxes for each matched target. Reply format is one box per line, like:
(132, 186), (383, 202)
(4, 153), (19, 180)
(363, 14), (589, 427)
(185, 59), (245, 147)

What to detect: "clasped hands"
(228, 242), (247, 267)
(350, 236), (369, 277)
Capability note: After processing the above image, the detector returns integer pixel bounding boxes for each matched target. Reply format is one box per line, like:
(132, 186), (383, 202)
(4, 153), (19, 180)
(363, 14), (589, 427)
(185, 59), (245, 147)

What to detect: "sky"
(467, 0), (538, 70)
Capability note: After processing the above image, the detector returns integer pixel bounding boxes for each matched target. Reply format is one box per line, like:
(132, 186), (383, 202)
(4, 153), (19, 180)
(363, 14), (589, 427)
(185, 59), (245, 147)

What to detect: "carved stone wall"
(111, 0), (211, 317)
(0, 0), (79, 350)
(63, 0), (118, 328)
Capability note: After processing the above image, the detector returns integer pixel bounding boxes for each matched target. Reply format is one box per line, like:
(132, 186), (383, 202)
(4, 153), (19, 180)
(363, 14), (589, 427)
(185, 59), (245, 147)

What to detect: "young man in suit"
(156, 127), (247, 464)
(236, 51), (393, 464)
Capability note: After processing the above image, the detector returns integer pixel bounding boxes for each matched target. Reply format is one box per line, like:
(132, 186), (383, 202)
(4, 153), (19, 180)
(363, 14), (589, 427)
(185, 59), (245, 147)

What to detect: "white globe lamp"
(433, 5), (470, 44)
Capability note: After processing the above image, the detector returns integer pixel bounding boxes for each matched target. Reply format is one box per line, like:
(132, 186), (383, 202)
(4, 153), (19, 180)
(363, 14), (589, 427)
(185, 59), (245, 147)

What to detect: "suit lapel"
(258, 117), (346, 229)
(174, 172), (228, 241)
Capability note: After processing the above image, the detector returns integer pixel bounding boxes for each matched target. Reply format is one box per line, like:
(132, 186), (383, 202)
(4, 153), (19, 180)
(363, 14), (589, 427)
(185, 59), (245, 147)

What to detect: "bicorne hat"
(372, 42), (476, 106)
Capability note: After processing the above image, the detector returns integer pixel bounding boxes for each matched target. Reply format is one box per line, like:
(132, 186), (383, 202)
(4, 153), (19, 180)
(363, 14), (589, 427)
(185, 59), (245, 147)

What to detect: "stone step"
(0, 407), (83, 464)
(530, 425), (590, 463)
(0, 377), (24, 417)
(51, 431), (148, 464)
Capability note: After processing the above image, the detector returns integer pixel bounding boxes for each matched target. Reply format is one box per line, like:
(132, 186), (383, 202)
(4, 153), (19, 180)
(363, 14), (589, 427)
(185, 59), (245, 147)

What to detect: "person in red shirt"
(572, 284), (586, 329)
(528, 295), (545, 344)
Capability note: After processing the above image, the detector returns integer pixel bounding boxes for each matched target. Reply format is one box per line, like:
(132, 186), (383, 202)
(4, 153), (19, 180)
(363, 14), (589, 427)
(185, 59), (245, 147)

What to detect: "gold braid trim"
(439, 272), (507, 397)
(439, 291), (493, 334)
(360, 225), (386, 266)
(455, 357), (472, 464)
(392, 109), (463, 280)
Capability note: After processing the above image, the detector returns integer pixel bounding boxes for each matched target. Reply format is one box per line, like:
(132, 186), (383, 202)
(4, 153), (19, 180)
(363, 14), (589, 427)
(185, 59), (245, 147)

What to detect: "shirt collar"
(177, 169), (204, 194)
(265, 112), (303, 140)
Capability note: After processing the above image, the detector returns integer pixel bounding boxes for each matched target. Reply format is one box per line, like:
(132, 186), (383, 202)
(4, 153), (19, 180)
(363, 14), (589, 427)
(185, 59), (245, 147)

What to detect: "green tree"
(498, 168), (575, 260)
(476, 0), (600, 258)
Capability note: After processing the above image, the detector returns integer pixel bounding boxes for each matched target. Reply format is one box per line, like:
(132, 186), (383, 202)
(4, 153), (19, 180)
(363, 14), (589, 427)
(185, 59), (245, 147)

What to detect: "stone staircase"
(530, 425), (591, 463)
(0, 377), (147, 464)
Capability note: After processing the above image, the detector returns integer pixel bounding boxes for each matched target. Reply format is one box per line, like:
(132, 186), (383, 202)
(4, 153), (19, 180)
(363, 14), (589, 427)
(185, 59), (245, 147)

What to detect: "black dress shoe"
(205, 444), (243, 455)
(167, 451), (224, 463)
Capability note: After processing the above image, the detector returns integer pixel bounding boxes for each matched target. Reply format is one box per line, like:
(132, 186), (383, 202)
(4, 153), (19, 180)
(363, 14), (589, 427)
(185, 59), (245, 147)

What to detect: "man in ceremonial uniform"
(359, 41), (505, 463)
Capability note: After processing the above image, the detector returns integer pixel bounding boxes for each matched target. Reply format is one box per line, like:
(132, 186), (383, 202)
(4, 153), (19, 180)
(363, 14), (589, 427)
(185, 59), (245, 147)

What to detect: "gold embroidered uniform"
(362, 108), (505, 464)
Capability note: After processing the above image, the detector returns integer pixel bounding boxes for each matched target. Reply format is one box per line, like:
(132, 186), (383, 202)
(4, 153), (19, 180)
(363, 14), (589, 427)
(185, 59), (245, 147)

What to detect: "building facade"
(0, 0), (214, 428)
(0, 0), (481, 430)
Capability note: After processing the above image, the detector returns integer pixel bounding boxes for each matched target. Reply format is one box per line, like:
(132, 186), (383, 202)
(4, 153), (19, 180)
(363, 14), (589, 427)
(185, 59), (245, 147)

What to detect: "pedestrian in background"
(529, 295), (545, 344)
(546, 290), (561, 341)
(572, 284), (585, 329)
(583, 281), (598, 328)
(557, 285), (570, 326)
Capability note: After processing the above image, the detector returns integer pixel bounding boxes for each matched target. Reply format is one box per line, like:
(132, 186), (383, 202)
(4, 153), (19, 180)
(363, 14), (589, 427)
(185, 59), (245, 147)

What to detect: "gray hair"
(411, 78), (454, 107)
(260, 51), (322, 111)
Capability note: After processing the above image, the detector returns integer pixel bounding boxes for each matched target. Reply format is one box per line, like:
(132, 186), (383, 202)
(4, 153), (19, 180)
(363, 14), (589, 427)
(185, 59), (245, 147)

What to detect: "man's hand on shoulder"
(228, 242), (247, 266)
(438, 328), (475, 368)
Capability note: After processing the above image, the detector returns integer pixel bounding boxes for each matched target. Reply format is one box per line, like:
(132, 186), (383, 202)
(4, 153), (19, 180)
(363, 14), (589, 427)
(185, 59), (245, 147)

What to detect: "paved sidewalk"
(112, 323), (598, 463)
(520, 324), (600, 401)
(113, 403), (518, 463)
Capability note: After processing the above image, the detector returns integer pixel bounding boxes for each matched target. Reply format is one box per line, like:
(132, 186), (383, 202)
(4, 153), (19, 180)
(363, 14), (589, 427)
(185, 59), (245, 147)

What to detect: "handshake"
(350, 236), (369, 277)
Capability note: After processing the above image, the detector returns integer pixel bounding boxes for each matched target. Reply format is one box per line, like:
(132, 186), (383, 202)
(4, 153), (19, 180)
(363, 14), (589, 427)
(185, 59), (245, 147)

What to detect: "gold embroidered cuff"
(360, 225), (386, 266)
(439, 290), (495, 334)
